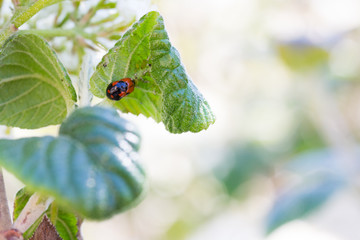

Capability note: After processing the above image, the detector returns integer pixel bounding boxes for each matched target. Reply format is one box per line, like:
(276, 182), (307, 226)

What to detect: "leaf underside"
(29, 216), (62, 240)
(90, 11), (215, 133)
(0, 107), (145, 219)
(0, 32), (76, 128)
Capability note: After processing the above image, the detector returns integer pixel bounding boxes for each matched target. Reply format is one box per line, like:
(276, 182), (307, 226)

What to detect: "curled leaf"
(90, 11), (215, 133)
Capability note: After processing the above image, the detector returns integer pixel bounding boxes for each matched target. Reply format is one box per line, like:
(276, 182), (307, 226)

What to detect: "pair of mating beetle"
(106, 78), (135, 101)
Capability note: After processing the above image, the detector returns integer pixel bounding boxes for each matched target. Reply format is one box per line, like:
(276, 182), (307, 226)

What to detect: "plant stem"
(80, 0), (106, 27)
(78, 53), (94, 107)
(0, 168), (11, 231)
(12, 0), (62, 28)
(0, 0), (63, 47)
(0, 28), (13, 48)
(49, 203), (58, 224)
(13, 194), (53, 233)
(21, 28), (96, 40)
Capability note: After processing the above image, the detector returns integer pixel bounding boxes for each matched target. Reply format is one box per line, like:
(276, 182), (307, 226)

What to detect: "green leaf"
(46, 204), (78, 240)
(0, 106), (145, 219)
(290, 116), (327, 154)
(214, 143), (271, 196)
(90, 11), (215, 133)
(13, 189), (78, 240)
(13, 187), (32, 222)
(0, 32), (76, 128)
(277, 40), (329, 73)
(265, 172), (343, 234)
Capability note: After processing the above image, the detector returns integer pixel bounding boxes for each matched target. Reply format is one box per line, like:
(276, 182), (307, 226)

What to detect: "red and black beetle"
(106, 78), (135, 101)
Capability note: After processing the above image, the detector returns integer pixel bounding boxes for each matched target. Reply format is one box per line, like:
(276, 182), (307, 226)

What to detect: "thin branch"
(79, 0), (106, 27)
(20, 29), (96, 40)
(78, 53), (94, 107)
(0, 0), (64, 47)
(0, 28), (15, 48)
(12, 0), (63, 28)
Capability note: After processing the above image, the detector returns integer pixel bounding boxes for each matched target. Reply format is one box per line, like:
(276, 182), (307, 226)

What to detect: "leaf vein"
(3, 95), (61, 120)
(121, 33), (152, 78)
(1, 50), (58, 80)
(0, 82), (41, 107)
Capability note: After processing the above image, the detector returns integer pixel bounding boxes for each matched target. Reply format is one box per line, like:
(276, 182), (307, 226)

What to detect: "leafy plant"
(0, 1), (214, 239)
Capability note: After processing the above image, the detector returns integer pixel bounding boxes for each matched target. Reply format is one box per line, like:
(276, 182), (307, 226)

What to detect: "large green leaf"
(0, 32), (76, 128)
(0, 106), (145, 219)
(90, 11), (215, 133)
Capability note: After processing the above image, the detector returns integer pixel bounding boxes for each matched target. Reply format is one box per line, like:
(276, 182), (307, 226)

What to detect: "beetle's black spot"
(106, 81), (129, 101)
(103, 62), (108, 67)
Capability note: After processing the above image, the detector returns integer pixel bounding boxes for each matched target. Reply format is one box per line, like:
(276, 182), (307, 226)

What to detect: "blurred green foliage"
(290, 116), (327, 154)
(277, 41), (329, 73)
(265, 171), (344, 234)
(213, 143), (272, 196)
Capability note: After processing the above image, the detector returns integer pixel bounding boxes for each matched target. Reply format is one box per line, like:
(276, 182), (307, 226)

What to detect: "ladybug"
(106, 78), (135, 101)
